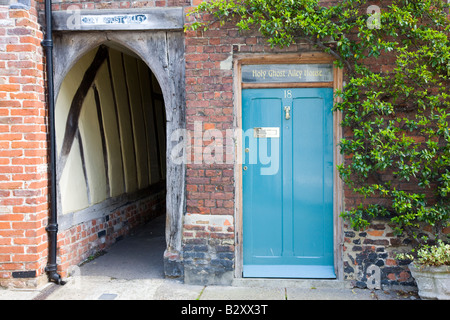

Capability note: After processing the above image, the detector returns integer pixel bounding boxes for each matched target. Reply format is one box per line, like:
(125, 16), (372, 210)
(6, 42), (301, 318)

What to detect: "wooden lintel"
(242, 82), (334, 89)
(52, 7), (184, 31)
(237, 52), (335, 65)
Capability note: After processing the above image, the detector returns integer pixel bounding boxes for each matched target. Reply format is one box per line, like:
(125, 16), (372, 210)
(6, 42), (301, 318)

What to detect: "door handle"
(284, 106), (291, 120)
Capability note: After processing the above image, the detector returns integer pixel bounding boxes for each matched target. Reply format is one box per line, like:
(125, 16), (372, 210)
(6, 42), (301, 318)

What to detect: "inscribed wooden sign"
(242, 64), (333, 83)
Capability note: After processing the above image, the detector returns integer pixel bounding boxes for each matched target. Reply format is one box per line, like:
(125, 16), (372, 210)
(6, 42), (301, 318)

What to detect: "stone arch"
(52, 30), (185, 277)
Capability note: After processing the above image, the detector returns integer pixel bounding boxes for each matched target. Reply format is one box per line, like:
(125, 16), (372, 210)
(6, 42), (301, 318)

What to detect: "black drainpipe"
(42, 0), (64, 285)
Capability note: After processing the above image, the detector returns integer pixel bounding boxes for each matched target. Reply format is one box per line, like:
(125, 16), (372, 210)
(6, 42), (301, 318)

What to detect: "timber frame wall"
(51, 28), (186, 280)
(53, 44), (167, 275)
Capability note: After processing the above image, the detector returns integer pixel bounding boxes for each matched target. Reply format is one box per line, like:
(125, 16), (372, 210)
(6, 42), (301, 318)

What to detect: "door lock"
(284, 106), (291, 120)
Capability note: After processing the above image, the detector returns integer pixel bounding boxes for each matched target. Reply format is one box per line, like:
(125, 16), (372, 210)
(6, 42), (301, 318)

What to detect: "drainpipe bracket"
(41, 39), (53, 48)
(45, 263), (57, 273)
(45, 223), (58, 233)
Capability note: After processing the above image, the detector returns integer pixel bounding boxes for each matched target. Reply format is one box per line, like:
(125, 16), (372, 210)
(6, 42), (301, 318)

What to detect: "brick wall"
(183, 13), (238, 284)
(0, 1), (49, 288)
(182, 10), (318, 284)
(39, 0), (189, 11)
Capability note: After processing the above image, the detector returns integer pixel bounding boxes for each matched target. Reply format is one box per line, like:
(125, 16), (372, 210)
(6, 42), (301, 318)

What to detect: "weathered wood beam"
(121, 52), (139, 188)
(57, 45), (108, 180)
(106, 53), (126, 194)
(92, 84), (111, 198)
(76, 129), (91, 205)
(52, 8), (184, 31)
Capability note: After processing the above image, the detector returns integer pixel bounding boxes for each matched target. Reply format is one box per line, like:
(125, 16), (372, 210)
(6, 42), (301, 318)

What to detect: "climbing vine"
(187, 0), (450, 245)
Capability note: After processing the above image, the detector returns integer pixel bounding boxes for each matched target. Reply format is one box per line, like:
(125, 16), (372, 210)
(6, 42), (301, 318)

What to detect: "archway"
(53, 31), (185, 278)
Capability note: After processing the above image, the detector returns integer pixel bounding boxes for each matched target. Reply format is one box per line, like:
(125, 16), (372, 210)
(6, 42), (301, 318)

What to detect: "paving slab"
(286, 287), (374, 300)
(199, 285), (286, 300)
(232, 278), (350, 289)
(44, 276), (163, 300)
(43, 276), (206, 300)
(0, 287), (42, 300)
(153, 279), (205, 300)
(287, 286), (420, 300)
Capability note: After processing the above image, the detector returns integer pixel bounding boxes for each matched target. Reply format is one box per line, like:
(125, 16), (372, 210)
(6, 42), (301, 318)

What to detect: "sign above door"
(52, 8), (184, 31)
(242, 64), (333, 84)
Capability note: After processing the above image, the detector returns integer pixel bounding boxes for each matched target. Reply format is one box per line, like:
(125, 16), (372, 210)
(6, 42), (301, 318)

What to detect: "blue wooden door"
(242, 88), (335, 278)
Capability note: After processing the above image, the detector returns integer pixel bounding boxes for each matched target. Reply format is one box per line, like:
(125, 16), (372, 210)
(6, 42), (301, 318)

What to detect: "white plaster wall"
(59, 138), (89, 213)
(94, 63), (125, 197)
(55, 49), (97, 155)
(108, 48), (138, 193)
(56, 45), (165, 215)
(123, 53), (149, 190)
(78, 88), (107, 205)
(56, 49), (98, 214)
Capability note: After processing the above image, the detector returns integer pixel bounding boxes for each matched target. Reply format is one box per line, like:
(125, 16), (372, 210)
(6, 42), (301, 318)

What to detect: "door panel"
(242, 95), (283, 260)
(292, 95), (333, 261)
(242, 88), (335, 278)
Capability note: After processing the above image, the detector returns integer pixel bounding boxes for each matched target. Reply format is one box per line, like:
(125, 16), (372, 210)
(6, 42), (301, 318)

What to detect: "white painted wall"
(56, 45), (166, 215)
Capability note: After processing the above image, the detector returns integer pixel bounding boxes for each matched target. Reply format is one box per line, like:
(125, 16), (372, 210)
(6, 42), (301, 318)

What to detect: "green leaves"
(415, 240), (450, 266)
(187, 0), (450, 244)
(333, 1), (450, 243)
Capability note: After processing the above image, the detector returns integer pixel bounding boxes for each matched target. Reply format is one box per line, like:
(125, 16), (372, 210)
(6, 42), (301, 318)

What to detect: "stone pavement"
(0, 276), (418, 300)
(0, 214), (419, 301)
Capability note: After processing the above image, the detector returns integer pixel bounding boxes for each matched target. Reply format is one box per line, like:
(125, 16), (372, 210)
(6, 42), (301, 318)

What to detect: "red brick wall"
(183, 15), (313, 218)
(0, 1), (48, 288)
(37, 0), (189, 11)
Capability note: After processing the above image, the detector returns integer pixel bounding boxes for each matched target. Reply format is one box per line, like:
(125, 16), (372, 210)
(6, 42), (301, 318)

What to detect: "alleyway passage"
(80, 214), (166, 280)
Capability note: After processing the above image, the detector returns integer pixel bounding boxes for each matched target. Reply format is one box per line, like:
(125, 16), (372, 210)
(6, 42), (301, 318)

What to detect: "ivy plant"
(186, 0), (450, 246)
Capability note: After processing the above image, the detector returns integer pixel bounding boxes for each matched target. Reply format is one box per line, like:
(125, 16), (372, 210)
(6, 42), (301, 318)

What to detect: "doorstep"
(232, 278), (351, 289)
